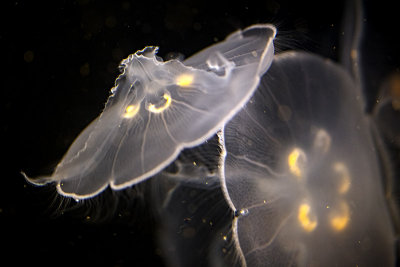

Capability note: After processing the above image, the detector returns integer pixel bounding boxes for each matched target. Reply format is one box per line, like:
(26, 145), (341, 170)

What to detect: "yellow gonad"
(148, 93), (172, 113)
(332, 162), (351, 194)
(329, 201), (350, 232)
(176, 74), (194, 87)
(288, 148), (306, 178)
(123, 104), (140, 119)
(298, 203), (318, 232)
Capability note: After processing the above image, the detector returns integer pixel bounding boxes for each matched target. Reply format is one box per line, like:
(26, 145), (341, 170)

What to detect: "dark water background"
(1, 0), (398, 266)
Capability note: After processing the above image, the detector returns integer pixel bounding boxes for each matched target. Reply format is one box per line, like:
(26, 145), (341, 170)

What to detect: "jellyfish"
(373, 72), (400, 149)
(149, 157), (234, 267)
(219, 51), (396, 266)
(23, 24), (276, 199)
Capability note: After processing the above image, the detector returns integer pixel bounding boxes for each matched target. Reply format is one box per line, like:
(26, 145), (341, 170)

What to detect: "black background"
(2, 0), (399, 266)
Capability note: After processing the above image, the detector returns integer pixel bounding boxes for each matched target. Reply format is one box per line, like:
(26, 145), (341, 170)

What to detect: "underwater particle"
(80, 62), (90, 77)
(24, 50), (34, 63)
(105, 16), (117, 28)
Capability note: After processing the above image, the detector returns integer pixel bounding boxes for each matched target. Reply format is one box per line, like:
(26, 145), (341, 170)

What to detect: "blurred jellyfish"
(149, 134), (237, 267)
(150, 161), (228, 267)
(373, 73), (400, 148)
(23, 24), (276, 199)
(219, 51), (396, 266)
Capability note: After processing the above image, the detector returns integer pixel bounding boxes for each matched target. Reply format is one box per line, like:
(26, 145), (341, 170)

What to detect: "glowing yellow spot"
(333, 162), (351, 194)
(148, 93), (172, 113)
(176, 74), (194, 87)
(298, 203), (317, 232)
(288, 148), (306, 178)
(123, 104), (140, 118)
(330, 201), (350, 232)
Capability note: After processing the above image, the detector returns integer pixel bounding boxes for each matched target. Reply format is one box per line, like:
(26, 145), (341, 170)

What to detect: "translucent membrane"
(221, 52), (395, 266)
(23, 24), (276, 199)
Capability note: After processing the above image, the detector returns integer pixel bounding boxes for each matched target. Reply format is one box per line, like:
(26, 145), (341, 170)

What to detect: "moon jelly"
(23, 24), (276, 199)
(220, 52), (396, 266)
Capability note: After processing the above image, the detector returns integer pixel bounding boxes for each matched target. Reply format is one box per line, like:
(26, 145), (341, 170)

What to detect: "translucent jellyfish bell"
(23, 24), (276, 199)
(220, 52), (396, 266)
